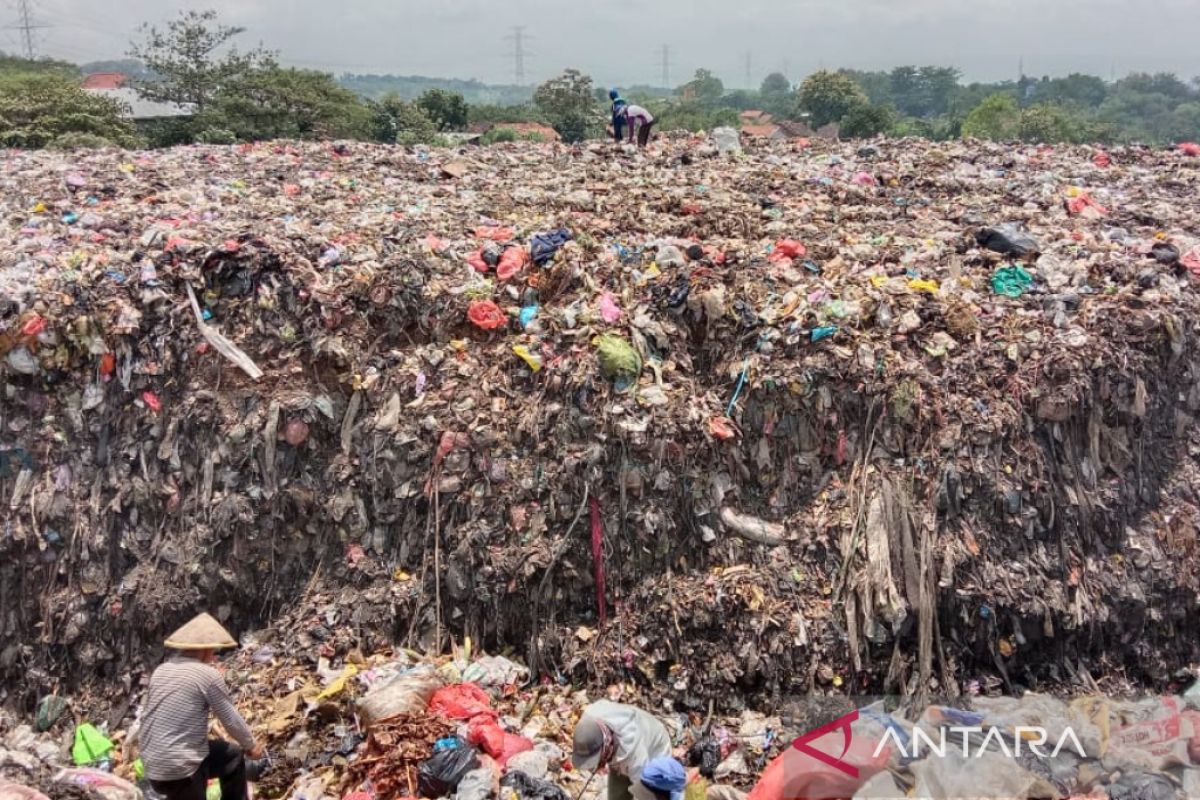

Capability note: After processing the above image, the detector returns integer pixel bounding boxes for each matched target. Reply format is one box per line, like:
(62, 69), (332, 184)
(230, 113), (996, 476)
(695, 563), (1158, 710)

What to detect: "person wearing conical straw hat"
(137, 613), (263, 800)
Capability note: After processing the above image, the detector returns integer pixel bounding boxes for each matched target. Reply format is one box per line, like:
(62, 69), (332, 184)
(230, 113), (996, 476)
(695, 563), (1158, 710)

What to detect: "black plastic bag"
(976, 224), (1041, 257)
(687, 737), (723, 779)
(1107, 772), (1177, 800)
(500, 770), (570, 800)
(1152, 241), (1181, 265)
(418, 740), (481, 798)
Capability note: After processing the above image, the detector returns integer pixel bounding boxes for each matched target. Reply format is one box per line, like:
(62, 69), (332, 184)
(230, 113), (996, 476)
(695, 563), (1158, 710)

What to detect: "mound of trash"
(3, 135), (1200, 717)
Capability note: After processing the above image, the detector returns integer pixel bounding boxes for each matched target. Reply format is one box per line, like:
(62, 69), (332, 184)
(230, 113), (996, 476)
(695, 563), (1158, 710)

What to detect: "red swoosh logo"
(791, 710), (860, 779)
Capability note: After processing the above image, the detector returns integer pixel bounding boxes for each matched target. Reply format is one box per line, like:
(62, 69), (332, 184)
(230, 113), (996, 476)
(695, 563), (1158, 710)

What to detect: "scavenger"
(639, 757), (688, 800)
(137, 613), (264, 800)
(572, 700), (673, 800)
(621, 104), (657, 147)
(610, 88), (628, 142)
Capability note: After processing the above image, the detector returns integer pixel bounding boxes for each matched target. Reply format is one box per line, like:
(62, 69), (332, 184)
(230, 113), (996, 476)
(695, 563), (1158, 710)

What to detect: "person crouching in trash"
(639, 758), (688, 800)
(573, 700), (673, 800)
(621, 104), (657, 148)
(137, 613), (264, 800)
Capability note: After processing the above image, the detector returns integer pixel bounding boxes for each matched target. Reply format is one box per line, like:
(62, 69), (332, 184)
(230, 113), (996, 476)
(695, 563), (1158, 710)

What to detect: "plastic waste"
(768, 240), (807, 263)
(594, 335), (642, 389)
(530, 229), (571, 266)
(35, 696), (68, 732)
(991, 265), (1033, 298)
(512, 345), (543, 373)
(454, 769), (495, 800)
(55, 769), (141, 800)
(468, 301), (507, 331)
(0, 783), (50, 800)
(466, 717), (534, 766)
(712, 128), (742, 156)
(499, 772), (569, 800)
(687, 737), (724, 779)
(1151, 242), (1180, 266)
(599, 293), (622, 323)
(460, 655), (528, 688)
(976, 224), (1041, 257)
(71, 724), (114, 766)
(418, 740), (481, 798)
(429, 684), (493, 720)
(504, 751), (549, 781)
(1107, 773), (1177, 800)
(497, 248), (529, 282)
(357, 664), (443, 726)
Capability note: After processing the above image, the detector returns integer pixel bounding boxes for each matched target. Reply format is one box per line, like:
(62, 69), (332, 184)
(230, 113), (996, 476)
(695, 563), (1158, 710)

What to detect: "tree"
(128, 10), (275, 112)
(370, 92), (439, 144)
(195, 67), (373, 142)
(416, 88), (468, 131)
(839, 69), (892, 106)
(1032, 73), (1107, 109)
(1017, 104), (1073, 143)
(1163, 102), (1200, 143)
(961, 92), (1019, 140)
(840, 104), (896, 138)
(533, 69), (597, 143)
(684, 69), (724, 102)
(760, 72), (791, 96)
(795, 71), (868, 127)
(0, 71), (140, 148)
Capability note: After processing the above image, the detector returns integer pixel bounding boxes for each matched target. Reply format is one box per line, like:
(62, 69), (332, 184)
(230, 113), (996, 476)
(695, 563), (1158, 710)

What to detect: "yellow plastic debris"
(908, 278), (939, 294)
(513, 344), (543, 372)
(315, 663), (359, 701)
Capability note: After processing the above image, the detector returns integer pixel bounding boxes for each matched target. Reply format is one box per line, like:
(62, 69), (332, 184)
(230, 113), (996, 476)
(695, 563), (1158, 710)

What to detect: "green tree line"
(1, 9), (1197, 149)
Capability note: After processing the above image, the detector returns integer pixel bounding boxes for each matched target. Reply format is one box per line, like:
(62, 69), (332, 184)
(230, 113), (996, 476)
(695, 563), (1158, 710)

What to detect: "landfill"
(4, 134), (1200, 797)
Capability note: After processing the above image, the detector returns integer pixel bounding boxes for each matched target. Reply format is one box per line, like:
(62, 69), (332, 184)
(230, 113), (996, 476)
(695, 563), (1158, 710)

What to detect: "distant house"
(740, 123), (785, 141)
(777, 120), (817, 139)
(739, 110), (774, 125)
(467, 122), (561, 142)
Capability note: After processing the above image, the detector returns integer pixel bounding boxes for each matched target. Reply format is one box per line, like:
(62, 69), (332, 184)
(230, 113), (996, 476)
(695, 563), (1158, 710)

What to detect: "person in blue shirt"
(610, 88), (628, 142)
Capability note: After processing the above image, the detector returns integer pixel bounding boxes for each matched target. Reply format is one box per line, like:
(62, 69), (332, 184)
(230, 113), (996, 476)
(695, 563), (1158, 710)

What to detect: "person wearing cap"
(137, 613), (263, 800)
(572, 700), (672, 800)
(640, 757), (687, 800)
(609, 89), (628, 143)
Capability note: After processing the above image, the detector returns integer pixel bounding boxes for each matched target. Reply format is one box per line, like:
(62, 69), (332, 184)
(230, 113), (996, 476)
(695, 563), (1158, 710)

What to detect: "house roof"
(740, 124), (781, 138)
(739, 110), (773, 123)
(82, 72), (127, 90)
(85, 87), (195, 120)
(776, 120), (816, 139)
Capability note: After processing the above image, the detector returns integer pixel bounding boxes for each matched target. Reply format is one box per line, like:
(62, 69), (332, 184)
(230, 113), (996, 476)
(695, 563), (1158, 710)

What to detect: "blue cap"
(640, 758), (686, 800)
(609, 88), (620, 100)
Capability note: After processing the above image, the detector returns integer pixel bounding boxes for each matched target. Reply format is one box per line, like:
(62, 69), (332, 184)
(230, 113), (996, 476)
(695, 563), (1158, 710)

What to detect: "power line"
(659, 44), (670, 88)
(504, 26), (530, 85)
(6, 0), (50, 59)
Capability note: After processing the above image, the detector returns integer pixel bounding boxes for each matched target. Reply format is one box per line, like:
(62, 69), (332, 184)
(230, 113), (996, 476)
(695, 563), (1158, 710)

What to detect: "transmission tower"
(659, 44), (671, 88)
(505, 26), (530, 85)
(8, 0), (48, 60)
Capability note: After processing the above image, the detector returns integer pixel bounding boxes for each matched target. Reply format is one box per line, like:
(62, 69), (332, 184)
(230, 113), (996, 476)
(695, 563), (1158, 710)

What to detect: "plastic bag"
(466, 718), (534, 766)
(909, 751), (1058, 800)
(1107, 773), (1176, 800)
(712, 128), (741, 155)
(499, 772), (569, 800)
(0, 783), (50, 800)
(35, 696), (68, 732)
(595, 335), (642, 385)
(976, 224), (1041, 257)
(461, 656), (528, 689)
(357, 664), (444, 726)
(55, 769), (142, 800)
(768, 240), (806, 263)
(496, 248), (529, 282)
(688, 737), (724, 779)
(467, 301), (507, 331)
(530, 229), (572, 266)
(72, 723), (114, 766)
(430, 684), (493, 720)
(504, 751), (549, 781)
(454, 769), (495, 800)
(418, 742), (481, 798)
(991, 265), (1033, 298)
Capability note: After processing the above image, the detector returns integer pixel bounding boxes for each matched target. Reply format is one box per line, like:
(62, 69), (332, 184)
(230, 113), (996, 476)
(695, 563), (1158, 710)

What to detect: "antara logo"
(791, 709), (1089, 772)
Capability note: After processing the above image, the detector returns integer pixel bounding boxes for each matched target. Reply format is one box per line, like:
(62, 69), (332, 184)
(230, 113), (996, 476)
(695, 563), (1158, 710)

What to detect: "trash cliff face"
(3, 137), (1200, 712)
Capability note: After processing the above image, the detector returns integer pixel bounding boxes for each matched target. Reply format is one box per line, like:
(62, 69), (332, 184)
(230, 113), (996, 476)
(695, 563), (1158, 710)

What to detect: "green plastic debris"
(991, 265), (1033, 298)
(206, 780), (222, 800)
(595, 335), (642, 390)
(72, 723), (114, 766)
(36, 695), (68, 731)
(134, 759), (145, 781)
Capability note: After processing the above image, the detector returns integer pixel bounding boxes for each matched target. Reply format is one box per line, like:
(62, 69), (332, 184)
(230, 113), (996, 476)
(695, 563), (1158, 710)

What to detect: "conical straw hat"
(164, 613), (237, 650)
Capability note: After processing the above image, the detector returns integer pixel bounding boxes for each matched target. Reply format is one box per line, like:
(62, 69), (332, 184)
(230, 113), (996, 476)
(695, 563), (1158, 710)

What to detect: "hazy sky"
(14, 0), (1200, 87)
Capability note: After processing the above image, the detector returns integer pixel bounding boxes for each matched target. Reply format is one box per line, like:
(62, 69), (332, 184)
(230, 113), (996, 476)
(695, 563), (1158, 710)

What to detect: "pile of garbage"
(4, 135), (1200, 714)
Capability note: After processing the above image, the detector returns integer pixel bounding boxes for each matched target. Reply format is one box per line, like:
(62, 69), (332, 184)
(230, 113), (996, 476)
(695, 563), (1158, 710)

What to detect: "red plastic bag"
(142, 391), (162, 413)
(1180, 142), (1200, 156)
(21, 315), (47, 336)
(429, 683), (493, 720)
(467, 301), (505, 330)
(467, 249), (489, 274)
(474, 226), (515, 241)
(1093, 151), (1111, 167)
(768, 239), (806, 263)
(466, 718), (534, 766)
(496, 248), (529, 282)
(1067, 193), (1108, 216)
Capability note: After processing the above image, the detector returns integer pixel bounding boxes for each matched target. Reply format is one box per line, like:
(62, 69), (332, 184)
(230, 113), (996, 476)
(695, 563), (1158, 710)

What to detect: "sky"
(11, 0), (1200, 88)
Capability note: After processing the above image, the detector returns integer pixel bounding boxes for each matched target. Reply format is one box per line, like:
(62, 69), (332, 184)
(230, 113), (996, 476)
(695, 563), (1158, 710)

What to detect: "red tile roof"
(82, 72), (127, 89)
(740, 124), (781, 138)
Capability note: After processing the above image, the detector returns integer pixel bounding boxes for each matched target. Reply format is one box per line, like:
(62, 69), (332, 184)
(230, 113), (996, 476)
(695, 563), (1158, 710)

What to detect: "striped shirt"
(139, 657), (256, 781)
